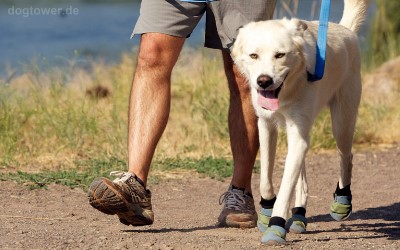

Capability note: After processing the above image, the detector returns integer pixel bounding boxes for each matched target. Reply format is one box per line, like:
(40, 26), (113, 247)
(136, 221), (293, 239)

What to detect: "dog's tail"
(339, 0), (370, 33)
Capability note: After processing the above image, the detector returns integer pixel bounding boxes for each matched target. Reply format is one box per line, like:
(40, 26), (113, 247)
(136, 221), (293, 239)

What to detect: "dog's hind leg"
(329, 79), (361, 221)
(257, 119), (278, 232)
(294, 165), (308, 210)
(286, 164), (308, 233)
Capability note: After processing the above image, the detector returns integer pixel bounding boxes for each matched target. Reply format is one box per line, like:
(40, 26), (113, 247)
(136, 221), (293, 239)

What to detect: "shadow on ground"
(120, 203), (400, 240)
(121, 225), (219, 234)
(309, 202), (400, 240)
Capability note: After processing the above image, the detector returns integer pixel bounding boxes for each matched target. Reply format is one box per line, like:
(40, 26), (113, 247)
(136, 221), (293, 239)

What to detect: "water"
(0, 1), (375, 76)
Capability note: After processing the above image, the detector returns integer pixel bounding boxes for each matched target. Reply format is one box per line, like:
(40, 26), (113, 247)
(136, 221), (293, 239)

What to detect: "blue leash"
(181, 0), (330, 82)
(307, 0), (331, 82)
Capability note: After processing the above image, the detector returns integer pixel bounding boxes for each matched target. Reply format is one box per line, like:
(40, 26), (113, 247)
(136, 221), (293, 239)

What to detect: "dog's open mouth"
(257, 84), (282, 111)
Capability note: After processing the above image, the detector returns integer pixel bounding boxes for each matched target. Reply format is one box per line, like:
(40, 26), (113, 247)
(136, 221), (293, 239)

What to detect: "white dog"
(232, 0), (369, 244)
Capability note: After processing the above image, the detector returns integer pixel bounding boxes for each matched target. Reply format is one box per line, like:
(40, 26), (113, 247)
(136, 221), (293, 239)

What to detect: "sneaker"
(217, 186), (257, 228)
(87, 171), (154, 226)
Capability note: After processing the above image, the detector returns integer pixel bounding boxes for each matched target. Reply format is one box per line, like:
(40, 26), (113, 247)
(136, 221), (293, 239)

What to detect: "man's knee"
(233, 67), (251, 93)
(229, 68), (251, 101)
(136, 34), (184, 71)
(222, 51), (251, 97)
(137, 40), (163, 69)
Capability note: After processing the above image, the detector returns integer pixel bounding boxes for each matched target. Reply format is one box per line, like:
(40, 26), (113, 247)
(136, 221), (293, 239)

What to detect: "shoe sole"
(217, 220), (256, 229)
(217, 214), (257, 229)
(88, 177), (153, 226)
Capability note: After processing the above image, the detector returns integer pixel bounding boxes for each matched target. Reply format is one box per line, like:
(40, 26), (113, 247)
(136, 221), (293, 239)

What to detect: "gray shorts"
(132, 0), (276, 50)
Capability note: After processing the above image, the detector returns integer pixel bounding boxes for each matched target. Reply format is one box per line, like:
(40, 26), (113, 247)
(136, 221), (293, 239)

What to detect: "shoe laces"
(219, 189), (250, 211)
(109, 171), (131, 184)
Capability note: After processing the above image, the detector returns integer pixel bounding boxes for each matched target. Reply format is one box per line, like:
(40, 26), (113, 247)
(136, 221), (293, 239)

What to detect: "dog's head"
(232, 18), (308, 110)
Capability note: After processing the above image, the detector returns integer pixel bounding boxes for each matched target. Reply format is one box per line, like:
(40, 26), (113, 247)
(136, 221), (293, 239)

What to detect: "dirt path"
(1, 146), (399, 249)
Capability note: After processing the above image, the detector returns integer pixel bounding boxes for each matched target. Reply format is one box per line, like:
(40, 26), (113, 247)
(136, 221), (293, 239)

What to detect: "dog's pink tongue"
(257, 90), (279, 111)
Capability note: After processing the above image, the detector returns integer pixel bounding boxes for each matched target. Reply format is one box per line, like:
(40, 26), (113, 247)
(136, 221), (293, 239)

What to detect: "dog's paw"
(261, 225), (287, 245)
(286, 214), (307, 234)
(330, 195), (352, 221)
(257, 207), (272, 233)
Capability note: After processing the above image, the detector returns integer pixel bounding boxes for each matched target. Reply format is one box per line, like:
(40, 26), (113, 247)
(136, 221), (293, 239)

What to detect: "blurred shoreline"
(0, 1), (375, 77)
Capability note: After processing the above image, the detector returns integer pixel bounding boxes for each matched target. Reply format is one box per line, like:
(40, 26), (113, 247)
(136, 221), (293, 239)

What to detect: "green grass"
(154, 157), (235, 181)
(1, 170), (91, 190)
(363, 0), (400, 71)
(0, 157), (124, 190)
(0, 157), (240, 190)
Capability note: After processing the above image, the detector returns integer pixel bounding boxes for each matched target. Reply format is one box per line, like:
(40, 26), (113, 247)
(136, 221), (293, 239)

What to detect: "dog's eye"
(249, 53), (258, 59)
(275, 53), (286, 59)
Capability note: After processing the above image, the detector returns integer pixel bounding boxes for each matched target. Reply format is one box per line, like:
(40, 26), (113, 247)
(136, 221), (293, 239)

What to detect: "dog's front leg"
(257, 119), (278, 232)
(261, 120), (310, 244)
(272, 122), (309, 220)
(258, 119), (277, 200)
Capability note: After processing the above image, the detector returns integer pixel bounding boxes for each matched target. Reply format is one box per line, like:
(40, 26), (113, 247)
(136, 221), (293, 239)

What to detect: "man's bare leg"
(217, 51), (259, 228)
(223, 51), (259, 192)
(128, 33), (185, 186)
(88, 33), (185, 226)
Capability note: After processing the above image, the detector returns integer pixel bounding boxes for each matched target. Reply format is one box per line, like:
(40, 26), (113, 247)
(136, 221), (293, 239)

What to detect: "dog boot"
(330, 194), (352, 221)
(257, 207), (272, 232)
(261, 225), (286, 245)
(286, 207), (307, 233)
(286, 215), (307, 233)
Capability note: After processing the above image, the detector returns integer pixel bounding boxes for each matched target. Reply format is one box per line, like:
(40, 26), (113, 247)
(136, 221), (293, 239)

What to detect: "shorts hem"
(131, 29), (189, 40)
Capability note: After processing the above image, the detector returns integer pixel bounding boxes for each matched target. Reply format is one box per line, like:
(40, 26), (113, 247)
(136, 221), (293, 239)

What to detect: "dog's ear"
(296, 19), (308, 33)
(231, 28), (245, 62)
(286, 18), (308, 37)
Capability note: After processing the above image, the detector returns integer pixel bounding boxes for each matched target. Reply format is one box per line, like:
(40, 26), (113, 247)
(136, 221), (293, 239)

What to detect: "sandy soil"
(1, 146), (399, 249)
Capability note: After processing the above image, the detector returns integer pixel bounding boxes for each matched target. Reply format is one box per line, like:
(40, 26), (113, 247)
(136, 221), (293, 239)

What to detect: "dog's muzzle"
(257, 74), (273, 89)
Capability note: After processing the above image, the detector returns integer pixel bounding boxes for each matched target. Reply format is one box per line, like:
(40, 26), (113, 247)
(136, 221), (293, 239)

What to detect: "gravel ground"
(1, 146), (399, 249)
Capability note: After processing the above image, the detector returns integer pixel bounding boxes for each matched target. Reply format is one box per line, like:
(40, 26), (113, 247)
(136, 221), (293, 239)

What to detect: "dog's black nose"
(257, 75), (273, 89)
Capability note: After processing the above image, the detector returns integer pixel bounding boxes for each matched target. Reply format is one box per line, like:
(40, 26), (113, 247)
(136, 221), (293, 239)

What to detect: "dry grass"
(1, 47), (399, 171)
(1, 0), (399, 188)
(0, 49), (232, 170)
